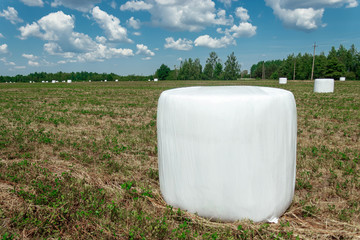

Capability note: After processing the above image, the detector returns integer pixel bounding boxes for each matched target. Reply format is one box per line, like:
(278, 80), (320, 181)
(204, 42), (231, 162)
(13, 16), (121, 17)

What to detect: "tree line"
(251, 44), (360, 80)
(156, 44), (359, 81)
(1, 44), (359, 82)
(155, 52), (243, 81)
(0, 71), (152, 83)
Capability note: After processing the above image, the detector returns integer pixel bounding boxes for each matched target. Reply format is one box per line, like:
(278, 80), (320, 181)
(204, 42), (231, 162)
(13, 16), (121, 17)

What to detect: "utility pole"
(293, 59), (296, 80)
(262, 61), (265, 80)
(311, 42), (317, 81)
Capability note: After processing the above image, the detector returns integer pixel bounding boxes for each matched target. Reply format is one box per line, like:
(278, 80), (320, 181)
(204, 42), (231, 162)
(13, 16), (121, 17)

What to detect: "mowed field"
(0, 80), (359, 239)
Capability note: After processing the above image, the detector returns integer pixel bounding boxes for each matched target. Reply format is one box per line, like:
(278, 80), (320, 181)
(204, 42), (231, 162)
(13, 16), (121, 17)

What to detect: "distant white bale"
(42, 81), (45, 83)
(29, 81), (32, 83)
(115, 79), (118, 82)
(104, 79), (107, 82)
(339, 77), (346, 81)
(314, 78), (334, 93)
(67, 79), (72, 83)
(154, 78), (158, 82)
(148, 79), (150, 81)
(157, 86), (297, 223)
(89, 80), (91, 82)
(279, 77), (287, 84)
(52, 80), (56, 83)
(62, 80), (65, 83)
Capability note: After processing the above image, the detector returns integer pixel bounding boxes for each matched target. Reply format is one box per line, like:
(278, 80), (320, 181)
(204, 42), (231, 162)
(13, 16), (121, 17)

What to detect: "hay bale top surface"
(162, 86), (293, 100)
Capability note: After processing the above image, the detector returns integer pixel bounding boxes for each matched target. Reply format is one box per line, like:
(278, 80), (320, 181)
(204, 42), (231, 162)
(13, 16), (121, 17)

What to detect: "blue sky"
(0, 0), (359, 76)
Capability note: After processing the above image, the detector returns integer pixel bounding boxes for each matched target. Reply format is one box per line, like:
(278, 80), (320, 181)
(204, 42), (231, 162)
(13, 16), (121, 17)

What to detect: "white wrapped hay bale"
(115, 79), (118, 82)
(67, 79), (72, 83)
(157, 86), (297, 223)
(339, 77), (345, 81)
(314, 78), (334, 93)
(154, 78), (158, 82)
(279, 77), (287, 84)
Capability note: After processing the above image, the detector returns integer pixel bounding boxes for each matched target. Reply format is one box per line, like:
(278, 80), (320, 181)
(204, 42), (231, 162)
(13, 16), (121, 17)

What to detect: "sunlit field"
(0, 80), (359, 239)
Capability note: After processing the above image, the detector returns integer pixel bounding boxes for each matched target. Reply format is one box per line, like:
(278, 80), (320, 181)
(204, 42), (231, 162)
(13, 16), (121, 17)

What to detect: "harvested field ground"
(0, 80), (359, 239)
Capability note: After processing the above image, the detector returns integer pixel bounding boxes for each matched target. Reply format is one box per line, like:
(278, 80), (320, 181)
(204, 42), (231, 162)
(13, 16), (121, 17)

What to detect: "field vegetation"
(0, 80), (359, 239)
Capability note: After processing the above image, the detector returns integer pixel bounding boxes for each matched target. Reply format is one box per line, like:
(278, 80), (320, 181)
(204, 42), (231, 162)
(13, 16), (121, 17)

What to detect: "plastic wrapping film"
(314, 78), (334, 93)
(157, 86), (297, 223)
(340, 77), (346, 81)
(279, 77), (287, 84)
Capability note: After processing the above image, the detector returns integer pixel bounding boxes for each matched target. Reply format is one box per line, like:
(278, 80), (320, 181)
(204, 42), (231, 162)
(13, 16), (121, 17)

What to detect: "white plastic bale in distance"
(314, 78), (334, 93)
(279, 77), (287, 84)
(340, 77), (346, 81)
(157, 86), (297, 223)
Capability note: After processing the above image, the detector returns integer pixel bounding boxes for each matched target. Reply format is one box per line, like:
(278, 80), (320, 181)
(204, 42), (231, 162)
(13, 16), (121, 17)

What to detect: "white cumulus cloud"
(275, 0), (358, 9)
(37, 11), (74, 41)
(78, 44), (134, 62)
(28, 60), (40, 66)
(121, 0), (232, 32)
(19, 22), (42, 39)
(136, 44), (155, 56)
(95, 36), (107, 44)
(0, 7), (23, 24)
(0, 44), (8, 54)
(235, 7), (250, 22)
(0, 33), (4, 38)
(218, 0), (238, 7)
(19, 11), (93, 53)
(0, 57), (15, 65)
(194, 34), (235, 48)
(127, 17), (141, 29)
(19, 11), (133, 63)
(22, 53), (38, 60)
(20, 0), (44, 7)
(51, 0), (101, 12)
(164, 37), (193, 51)
(230, 22), (257, 38)
(265, 0), (357, 31)
(120, 1), (153, 11)
(91, 6), (132, 43)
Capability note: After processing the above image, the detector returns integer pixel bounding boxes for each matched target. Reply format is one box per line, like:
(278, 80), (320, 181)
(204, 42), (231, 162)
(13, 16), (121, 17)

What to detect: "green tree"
(156, 64), (171, 80)
(223, 52), (240, 80)
(214, 62), (223, 80)
(314, 53), (327, 78)
(203, 51), (220, 79)
(203, 63), (213, 79)
(325, 57), (346, 79)
(177, 58), (202, 80)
